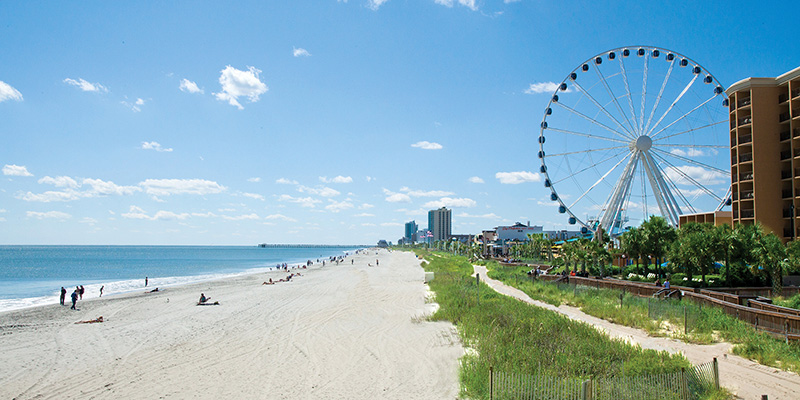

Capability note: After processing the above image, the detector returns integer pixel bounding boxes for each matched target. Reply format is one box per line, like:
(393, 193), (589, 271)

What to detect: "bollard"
(476, 273), (480, 306)
(489, 366), (493, 400)
(761, 395), (769, 400)
(713, 357), (720, 390)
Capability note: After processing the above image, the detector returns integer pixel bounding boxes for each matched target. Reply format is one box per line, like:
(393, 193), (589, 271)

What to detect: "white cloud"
(121, 97), (144, 112)
(395, 208), (427, 216)
(456, 212), (501, 219)
(381, 222), (403, 227)
(365, 176), (375, 182)
(80, 217), (98, 225)
(423, 197), (477, 208)
(383, 188), (411, 203)
(293, 47), (311, 57)
(141, 141), (173, 152)
(411, 141), (443, 150)
(121, 206), (191, 221)
(214, 65), (268, 109)
(139, 179), (226, 196)
(663, 165), (727, 186)
(20, 190), (82, 202)
(354, 213), (375, 217)
(298, 185), (340, 197)
(400, 187), (454, 197)
(496, 171), (541, 184)
(276, 178), (298, 185)
(367, 0), (389, 10)
(222, 213), (260, 221)
(27, 211), (71, 220)
(362, 223), (376, 227)
(319, 175), (353, 183)
(277, 194), (321, 208)
(63, 78), (107, 93)
(524, 82), (570, 94)
(3, 164), (33, 177)
(0, 81), (23, 102)
(325, 199), (354, 213)
(669, 148), (705, 157)
(179, 79), (204, 94)
(359, 203), (375, 209)
(264, 213), (297, 222)
(468, 176), (485, 184)
(435, 0), (475, 8)
(242, 192), (265, 201)
(38, 176), (79, 188)
(83, 179), (141, 196)
(247, 177), (261, 183)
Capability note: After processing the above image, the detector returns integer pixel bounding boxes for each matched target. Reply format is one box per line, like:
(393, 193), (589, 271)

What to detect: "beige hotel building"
(727, 66), (800, 241)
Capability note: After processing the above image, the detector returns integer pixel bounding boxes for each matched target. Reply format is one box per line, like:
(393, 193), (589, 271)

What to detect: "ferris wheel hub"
(634, 135), (652, 151)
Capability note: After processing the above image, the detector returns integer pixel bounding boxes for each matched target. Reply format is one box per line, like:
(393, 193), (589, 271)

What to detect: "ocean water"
(0, 245), (359, 312)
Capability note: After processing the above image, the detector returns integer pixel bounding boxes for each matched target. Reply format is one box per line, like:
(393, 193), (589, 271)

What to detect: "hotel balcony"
(781, 131), (791, 141)
(740, 209), (755, 218)
(740, 172), (754, 181)
(737, 98), (751, 108)
(781, 150), (792, 160)
(780, 112), (790, 122)
(739, 153), (753, 163)
(783, 189), (793, 199)
(782, 170), (793, 179)
(738, 117), (753, 126)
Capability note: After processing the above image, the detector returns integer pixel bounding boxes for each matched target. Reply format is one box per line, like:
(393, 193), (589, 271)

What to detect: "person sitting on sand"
(199, 293), (210, 304)
(147, 288), (160, 293)
(263, 278), (274, 285)
(75, 316), (104, 324)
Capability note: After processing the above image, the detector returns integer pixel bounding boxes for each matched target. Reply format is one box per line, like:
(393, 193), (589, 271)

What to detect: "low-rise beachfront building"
(541, 229), (583, 241)
(678, 211), (733, 228)
(496, 222), (543, 241)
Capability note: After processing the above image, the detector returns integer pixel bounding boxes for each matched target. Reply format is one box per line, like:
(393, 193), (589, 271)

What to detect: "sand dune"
(0, 249), (463, 399)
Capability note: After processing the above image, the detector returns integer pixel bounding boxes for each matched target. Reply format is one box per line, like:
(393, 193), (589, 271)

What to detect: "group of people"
(262, 272), (302, 285)
(60, 286), (85, 310)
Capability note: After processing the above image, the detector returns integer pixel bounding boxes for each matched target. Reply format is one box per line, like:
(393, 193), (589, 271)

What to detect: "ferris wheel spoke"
(643, 59), (676, 134)
(546, 127), (629, 144)
(650, 94), (720, 139)
(651, 151), (723, 202)
(547, 145), (628, 158)
(652, 120), (726, 142)
(595, 67), (638, 134)
(619, 57), (640, 134)
(567, 151), (634, 210)
(599, 152), (639, 232)
(640, 162), (648, 220)
(638, 54), (649, 133)
(650, 153), (699, 213)
(652, 143), (728, 149)
(570, 79), (634, 138)
(552, 103), (633, 141)
(641, 152), (680, 225)
(552, 149), (631, 185)
(651, 147), (729, 176)
(644, 74), (699, 137)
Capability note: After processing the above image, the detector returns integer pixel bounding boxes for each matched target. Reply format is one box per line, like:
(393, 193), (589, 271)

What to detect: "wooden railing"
(532, 274), (800, 341)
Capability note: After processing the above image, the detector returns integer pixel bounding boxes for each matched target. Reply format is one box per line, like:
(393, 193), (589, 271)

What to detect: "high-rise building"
(428, 207), (452, 242)
(404, 220), (418, 243)
(727, 66), (800, 241)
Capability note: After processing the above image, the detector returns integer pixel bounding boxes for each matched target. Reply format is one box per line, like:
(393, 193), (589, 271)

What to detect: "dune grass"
(482, 259), (800, 374)
(414, 249), (692, 399)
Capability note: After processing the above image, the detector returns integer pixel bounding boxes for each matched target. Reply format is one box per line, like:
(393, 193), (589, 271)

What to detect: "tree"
(620, 227), (644, 273)
(751, 230), (787, 296)
(641, 216), (677, 278)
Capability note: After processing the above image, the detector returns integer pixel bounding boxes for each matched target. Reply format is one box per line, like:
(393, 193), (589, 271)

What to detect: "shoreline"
(0, 248), (463, 399)
(0, 245), (362, 314)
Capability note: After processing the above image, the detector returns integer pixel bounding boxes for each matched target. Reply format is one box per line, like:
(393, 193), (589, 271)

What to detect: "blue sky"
(1, 0), (798, 245)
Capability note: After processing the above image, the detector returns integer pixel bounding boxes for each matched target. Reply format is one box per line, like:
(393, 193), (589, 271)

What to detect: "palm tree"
(751, 230), (787, 296)
(641, 216), (677, 278)
(620, 227), (644, 273)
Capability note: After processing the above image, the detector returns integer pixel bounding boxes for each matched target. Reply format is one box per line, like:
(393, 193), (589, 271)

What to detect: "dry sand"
(0, 249), (463, 400)
(474, 265), (800, 400)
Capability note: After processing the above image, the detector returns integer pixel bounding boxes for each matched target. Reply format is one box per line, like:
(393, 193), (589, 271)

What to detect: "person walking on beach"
(145, 276), (148, 287)
(60, 287), (67, 305)
(78, 285), (85, 300)
(70, 289), (78, 310)
(100, 285), (104, 297)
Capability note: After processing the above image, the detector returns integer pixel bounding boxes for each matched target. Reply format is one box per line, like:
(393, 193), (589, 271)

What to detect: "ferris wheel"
(538, 46), (731, 236)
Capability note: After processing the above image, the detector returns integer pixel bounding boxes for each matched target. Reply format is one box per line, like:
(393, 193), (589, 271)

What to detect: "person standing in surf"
(70, 289), (78, 310)
(60, 287), (66, 305)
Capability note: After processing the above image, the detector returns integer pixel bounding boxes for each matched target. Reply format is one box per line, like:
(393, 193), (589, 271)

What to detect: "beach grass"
(481, 259), (800, 374)
(414, 249), (691, 399)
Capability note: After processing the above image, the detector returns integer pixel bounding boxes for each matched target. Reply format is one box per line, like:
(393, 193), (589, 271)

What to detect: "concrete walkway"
(474, 265), (800, 400)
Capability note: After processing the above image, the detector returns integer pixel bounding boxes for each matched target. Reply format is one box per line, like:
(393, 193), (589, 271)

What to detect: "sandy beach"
(0, 249), (463, 400)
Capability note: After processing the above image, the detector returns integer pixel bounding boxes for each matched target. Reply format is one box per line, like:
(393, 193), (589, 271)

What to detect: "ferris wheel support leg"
(599, 152), (639, 231)
(641, 151), (679, 226)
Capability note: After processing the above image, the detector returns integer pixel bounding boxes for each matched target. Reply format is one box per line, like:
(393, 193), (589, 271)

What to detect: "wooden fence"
(490, 359), (719, 400)
(536, 274), (800, 341)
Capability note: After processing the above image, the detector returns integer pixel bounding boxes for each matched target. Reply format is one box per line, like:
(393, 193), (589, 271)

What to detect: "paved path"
(474, 265), (800, 400)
